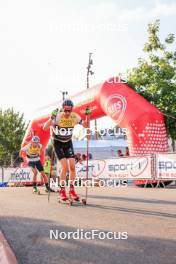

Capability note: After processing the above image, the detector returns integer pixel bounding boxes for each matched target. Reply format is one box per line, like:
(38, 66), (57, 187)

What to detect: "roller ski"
(58, 187), (87, 206)
(69, 188), (87, 205)
(69, 186), (80, 201)
(69, 186), (87, 204)
(33, 186), (40, 195)
(58, 188), (73, 206)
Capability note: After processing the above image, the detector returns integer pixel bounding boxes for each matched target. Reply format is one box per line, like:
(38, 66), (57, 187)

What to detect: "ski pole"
(85, 106), (91, 203)
(48, 145), (55, 203)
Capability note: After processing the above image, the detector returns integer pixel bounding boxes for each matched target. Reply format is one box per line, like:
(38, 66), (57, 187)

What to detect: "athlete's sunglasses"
(64, 109), (71, 113)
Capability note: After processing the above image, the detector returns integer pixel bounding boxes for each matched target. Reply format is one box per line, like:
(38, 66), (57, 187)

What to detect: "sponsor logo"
(129, 157), (148, 177)
(105, 94), (127, 124)
(75, 157), (149, 179)
(91, 160), (106, 177)
(158, 161), (176, 171)
(108, 157), (149, 178)
(11, 169), (31, 181)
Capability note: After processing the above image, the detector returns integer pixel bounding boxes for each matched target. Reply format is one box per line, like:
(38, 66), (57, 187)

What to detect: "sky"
(0, 0), (176, 128)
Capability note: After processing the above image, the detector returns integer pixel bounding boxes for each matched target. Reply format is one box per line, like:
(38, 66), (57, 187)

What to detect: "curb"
(0, 231), (18, 264)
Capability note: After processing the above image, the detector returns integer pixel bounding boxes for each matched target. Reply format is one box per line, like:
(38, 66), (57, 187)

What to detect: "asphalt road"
(0, 186), (176, 264)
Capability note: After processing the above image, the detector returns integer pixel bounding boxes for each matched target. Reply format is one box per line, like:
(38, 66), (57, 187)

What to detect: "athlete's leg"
(68, 158), (76, 184)
(32, 167), (38, 183)
(65, 140), (75, 184)
(36, 161), (55, 192)
(53, 140), (69, 199)
(31, 167), (38, 192)
(57, 158), (68, 200)
(40, 171), (48, 184)
(53, 139), (68, 186)
(68, 158), (79, 200)
(35, 160), (48, 184)
(59, 158), (69, 187)
(40, 171), (55, 192)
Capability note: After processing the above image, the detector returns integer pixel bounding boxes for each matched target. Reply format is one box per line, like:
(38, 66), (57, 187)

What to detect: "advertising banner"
(1, 155), (154, 185)
(74, 156), (152, 179)
(156, 153), (176, 180)
(3, 167), (42, 184)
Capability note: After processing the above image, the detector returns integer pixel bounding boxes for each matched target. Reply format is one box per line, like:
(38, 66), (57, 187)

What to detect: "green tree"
(0, 108), (26, 166)
(127, 20), (176, 150)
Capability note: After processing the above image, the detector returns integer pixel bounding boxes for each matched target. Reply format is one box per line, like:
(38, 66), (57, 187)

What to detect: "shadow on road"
(88, 194), (176, 206)
(85, 203), (176, 219)
(0, 216), (176, 264)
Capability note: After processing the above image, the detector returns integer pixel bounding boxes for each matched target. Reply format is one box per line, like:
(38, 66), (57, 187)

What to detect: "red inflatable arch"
(22, 77), (169, 184)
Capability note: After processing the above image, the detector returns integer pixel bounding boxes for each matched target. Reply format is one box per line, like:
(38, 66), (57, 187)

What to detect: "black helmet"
(62, 99), (74, 108)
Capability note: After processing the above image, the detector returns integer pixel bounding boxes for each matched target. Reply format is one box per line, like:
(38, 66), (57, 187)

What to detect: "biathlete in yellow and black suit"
(20, 136), (55, 193)
(44, 99), (87, 201)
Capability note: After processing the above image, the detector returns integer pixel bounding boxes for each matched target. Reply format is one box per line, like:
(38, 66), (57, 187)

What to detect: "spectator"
(125, 147), (129, 156)
(44, 155), (51, 176)
(75, 153), (81, 163)
(88, 153), (93, 160)
(117, 149), (123, 157)
(82, 154), (87, 161)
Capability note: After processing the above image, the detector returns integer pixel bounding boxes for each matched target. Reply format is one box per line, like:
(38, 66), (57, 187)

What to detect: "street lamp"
(86, 53), (98, 140)
(87, 53), (94, 89)
(59, 90), (68, 102)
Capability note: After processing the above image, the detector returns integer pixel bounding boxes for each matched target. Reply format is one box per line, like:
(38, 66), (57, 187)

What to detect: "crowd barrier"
(0, 153), (176, 186)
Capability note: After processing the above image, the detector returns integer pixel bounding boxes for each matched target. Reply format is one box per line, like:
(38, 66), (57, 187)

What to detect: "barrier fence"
(0, 153), (176, 186)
